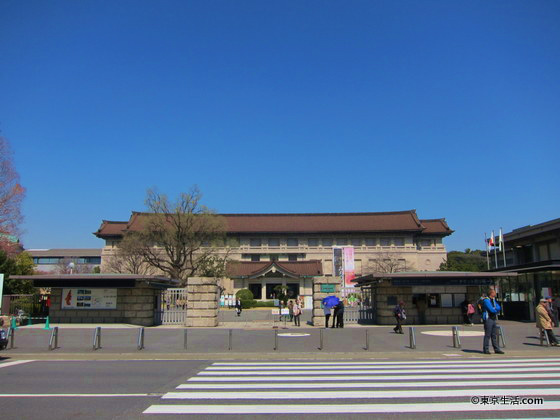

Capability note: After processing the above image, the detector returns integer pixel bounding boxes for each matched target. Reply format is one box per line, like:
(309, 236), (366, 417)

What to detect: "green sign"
(320, 284), (336, 293)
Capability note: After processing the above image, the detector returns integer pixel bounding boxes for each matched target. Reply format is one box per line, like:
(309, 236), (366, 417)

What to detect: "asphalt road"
(1, 357), (560, 420)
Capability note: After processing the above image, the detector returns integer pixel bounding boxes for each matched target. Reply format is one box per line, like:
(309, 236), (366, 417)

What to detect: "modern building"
(27, 249), (102, 273)
(94, 210), (453, 300)
(490, 217), (560, 320)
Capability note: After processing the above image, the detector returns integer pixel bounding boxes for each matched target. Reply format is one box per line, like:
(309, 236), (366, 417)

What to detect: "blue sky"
(1, 0), (559, 251)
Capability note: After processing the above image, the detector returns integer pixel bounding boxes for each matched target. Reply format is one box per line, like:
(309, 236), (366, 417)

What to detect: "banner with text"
(343, 247), (355, 287)
(62, 288), (117, 309)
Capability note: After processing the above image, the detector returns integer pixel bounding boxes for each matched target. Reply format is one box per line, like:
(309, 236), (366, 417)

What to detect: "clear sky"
(1, 0), (559, 252)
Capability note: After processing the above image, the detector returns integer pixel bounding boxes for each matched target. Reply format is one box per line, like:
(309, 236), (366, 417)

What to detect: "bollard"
(497, 325), (506, 348)
(49, 327), (59, 351)
(273, 329), (278, 351)
(137, 327), (145, 351)
(92, 327), (101, 350)
(183, 329), (188, 350)
(8, 327), (15, 349)
(452, 326), (461, 349)
(319, 328), (323, 351)
(228, 329), (232, 351)
(365, 329), (370, 351)
(540, 328), (551, 347)
(409, 327), (416, 349)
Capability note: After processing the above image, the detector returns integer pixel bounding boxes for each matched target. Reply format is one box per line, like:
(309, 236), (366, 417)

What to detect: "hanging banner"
(343, 247), (355, 287)
(0, 274), (4, 312)
(332, 247), (343, 279)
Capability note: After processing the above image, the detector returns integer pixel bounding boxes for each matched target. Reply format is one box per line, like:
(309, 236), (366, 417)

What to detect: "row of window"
(242, 254), (301, 262)
(33, 257), (102, 265)
(246, 237), (424, 247)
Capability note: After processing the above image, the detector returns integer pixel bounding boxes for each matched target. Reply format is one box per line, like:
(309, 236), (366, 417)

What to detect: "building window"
(288, 254), (298, 262)
(420, 239), (432, 247)
(250, 238), (262, 247)
(322, 238), (333, 247)
(251, 254), (261, 262)
(351, 238), (362, 247)
(365, 238), (376, 246)
(380, 238), (391, 246)
(287, 238), (299, 247)
(35, 257), (62, 264)
(394, 238), (405, 246)
(269, 254), (279, 261)
(308, 238), (319, 247)
(336, 238), (348, 246)
(249, 284), (262, 300)
(268, 238), (280, 247)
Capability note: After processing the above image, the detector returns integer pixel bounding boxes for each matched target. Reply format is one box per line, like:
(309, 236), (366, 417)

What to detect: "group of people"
(323, 301), (345, 328)
(287, 300), (303, 326)
(537, 296), (559, 346)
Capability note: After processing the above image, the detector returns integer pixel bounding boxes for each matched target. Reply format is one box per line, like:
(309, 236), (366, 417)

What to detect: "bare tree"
(103, 232), (154, 275)
(135, 187), (229, 285)
(0, 137), (25, 254)
(364, 252), (413, 274)
(54, 258), (95, 274)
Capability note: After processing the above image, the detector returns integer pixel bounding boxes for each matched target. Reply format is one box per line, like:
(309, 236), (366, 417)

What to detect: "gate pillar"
(312, 277), (341, 327)
(185, 277), (219, 327)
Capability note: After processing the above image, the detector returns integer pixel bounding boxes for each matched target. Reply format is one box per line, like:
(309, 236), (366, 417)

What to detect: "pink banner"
(343, 247), (355, 287)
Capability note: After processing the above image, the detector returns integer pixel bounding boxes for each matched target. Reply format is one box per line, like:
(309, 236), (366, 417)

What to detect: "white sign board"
(271, 308), (280, 315)
(61, 288), (117, 309)
(280, 308), (290, 315)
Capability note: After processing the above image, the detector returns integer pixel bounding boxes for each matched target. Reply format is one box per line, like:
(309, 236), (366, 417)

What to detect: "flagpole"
(500, 227), (506, 268)
(484, 232), (490, 270)
(493, 230), (498, 269)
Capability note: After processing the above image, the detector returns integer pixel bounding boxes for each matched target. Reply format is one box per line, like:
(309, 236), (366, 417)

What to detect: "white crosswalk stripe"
(143, 357), (560, 417)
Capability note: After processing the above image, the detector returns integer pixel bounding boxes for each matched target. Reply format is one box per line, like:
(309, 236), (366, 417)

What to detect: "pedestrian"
(537, 298), (559, 346)
(552, 297), (560, 328)
(323, 304), (331, 327)
(477, 294), (486, 324)
(393, 301), (406, 334)
(293, 301), (302, 327)
(335, 301), (345, 328)
(461, 299), (470, 325)
(481, 288), (504, 354)
(331, 302), (339, 328)
(235, 298), (242, 317)
(288, 300), (294, 322)
(467, 301), (475, 326)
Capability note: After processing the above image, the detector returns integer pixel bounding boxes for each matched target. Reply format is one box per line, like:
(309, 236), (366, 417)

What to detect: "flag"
(488, 231), (495, 248)
(498, 228), (504, 252)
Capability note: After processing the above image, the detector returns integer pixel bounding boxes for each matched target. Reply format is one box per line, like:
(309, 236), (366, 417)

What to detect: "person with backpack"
(393, 301), (406, 334)
(292, 301), (302, 327)
(481, 288), (504, 354)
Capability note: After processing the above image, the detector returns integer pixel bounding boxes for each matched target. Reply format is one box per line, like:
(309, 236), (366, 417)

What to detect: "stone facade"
(312, 276), (342, 327)
(48, 282), (159, 326)
(185, 277), (220, 327)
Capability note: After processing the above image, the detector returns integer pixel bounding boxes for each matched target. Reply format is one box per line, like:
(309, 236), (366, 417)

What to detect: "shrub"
(241, 299), (257, 309)
(254, 301), (275, 307)
(235, 289), (254, 301)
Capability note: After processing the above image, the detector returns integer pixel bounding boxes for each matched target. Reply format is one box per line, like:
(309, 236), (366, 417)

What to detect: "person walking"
(235, 298), (242, 317)
(466, 301), (475, 326)
(293, 301), (302, 327)
(393, 301), (406, 334)
(482, 288), (504, 354)
(537, 298), (559, 346)
(288, 300), (294, 322)
(335, 301), (345, 328)
(323, 305), (331, 328)
(461, 299), (470, 325)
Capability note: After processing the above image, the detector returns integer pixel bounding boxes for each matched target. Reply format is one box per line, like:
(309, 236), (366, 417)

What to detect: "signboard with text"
(61, 288), (117, 309)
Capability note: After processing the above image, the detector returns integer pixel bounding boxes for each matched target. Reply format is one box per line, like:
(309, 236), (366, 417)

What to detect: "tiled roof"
(226, 260), (323, 278)
(95, 210), (452, 238)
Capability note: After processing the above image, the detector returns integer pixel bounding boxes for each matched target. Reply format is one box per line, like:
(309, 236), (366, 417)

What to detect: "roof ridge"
(130, 210), (417, 217)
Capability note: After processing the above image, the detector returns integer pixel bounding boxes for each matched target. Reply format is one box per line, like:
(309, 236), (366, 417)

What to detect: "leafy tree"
(0, 250), (34, 294)
(439, 249), (488, 272)
(0, 137), (26, 254)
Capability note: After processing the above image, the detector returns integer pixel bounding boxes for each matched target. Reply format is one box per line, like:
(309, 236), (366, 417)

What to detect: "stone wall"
(312, 276), (341, 327)
(48, 282), (158, 326)
(185, 277), (219, 327)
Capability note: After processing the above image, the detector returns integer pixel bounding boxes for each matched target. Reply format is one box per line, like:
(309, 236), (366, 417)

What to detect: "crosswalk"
(143, 357), (560, 417)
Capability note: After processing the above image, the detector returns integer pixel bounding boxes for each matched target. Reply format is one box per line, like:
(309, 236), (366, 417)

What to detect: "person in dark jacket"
(335, 301), (345, 328)
(393, 301), (406, 334)
(482, 288), (504, 354)
(331, 303), (339, 328)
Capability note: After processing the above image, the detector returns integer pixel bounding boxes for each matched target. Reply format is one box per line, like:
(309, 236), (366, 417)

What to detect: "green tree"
(439, 249), (488, 272)
(0, 250), (35, 294)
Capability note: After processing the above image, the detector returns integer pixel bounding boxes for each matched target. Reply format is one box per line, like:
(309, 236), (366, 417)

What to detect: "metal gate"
(341, 286), (375, 324)
(157, 288), (188, 325)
